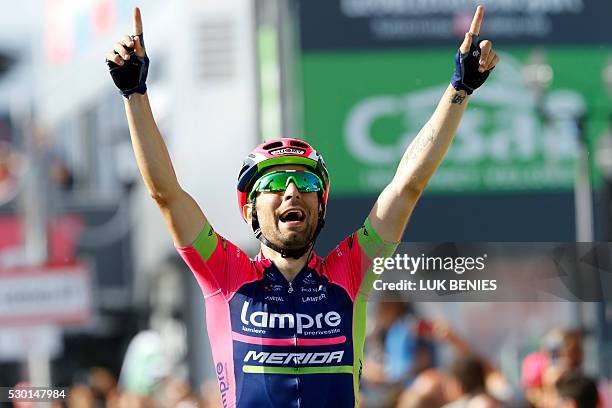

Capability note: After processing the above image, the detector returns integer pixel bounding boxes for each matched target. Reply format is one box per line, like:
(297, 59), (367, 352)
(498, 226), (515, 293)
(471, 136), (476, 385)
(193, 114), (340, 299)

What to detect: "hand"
(106, 7), (149, 97)
(451, 6), (499, 94)
(431, 321), (452, 341)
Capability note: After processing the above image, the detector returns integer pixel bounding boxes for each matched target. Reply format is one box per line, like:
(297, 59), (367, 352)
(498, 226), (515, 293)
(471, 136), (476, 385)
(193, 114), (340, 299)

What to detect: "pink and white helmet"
(237, 138), (330, 220)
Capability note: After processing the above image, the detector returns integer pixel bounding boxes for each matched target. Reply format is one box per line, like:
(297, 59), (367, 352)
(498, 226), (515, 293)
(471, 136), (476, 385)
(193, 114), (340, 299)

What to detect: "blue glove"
(451, 36), (493, 95)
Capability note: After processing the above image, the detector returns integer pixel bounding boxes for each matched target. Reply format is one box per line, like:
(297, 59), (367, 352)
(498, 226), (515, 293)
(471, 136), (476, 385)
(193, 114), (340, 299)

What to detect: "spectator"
(67, 383), (95, 407)
(32, 125), (74, 192)
(397, 368), (458, 408)
(158, 375), (200, 408)
(397, 389), (443, 408)
(49, 156), (74, 191)
(554, 374), (600, 408)
(522, 351), (549, 407)
(361, 301), (437, 407)
(88, 367), (119, 407)
(522, 328), (588, 408)
(559, 330), (584, 373)
(442, 355), (500, 408)
(0, 140), (22, 201)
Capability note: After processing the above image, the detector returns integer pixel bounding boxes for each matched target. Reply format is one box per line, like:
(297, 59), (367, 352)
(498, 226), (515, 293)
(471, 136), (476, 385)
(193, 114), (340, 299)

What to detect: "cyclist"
(106, 6), (498, 407)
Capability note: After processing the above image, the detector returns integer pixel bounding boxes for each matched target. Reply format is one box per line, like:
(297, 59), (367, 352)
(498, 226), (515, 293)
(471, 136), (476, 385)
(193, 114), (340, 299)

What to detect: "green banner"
(300, 47), (609, 195)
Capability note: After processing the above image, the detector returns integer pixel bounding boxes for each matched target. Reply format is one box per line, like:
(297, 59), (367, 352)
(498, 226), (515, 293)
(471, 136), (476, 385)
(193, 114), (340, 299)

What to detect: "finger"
(106, 52), (124, 66)
(478, 40), (492, 63)
(132, 35), (145, 57)
(478, 40), (492, 71)
(133, 7), (143, 35)
(113, 43), (130, 60)
(486, 53), (500, 71)
(469, 5), (485, 36)
(459, 32), (473, 54)
(120, 35), (134, 49)
(483, 50), (495, 69)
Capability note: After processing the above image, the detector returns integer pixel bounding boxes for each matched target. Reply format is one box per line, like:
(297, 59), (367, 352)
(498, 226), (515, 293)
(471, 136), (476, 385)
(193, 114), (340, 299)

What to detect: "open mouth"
(279, 208), (306, 223)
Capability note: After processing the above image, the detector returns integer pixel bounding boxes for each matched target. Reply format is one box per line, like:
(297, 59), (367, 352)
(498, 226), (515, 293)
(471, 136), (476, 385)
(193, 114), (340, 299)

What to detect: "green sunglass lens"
(249, 171), (322, 202)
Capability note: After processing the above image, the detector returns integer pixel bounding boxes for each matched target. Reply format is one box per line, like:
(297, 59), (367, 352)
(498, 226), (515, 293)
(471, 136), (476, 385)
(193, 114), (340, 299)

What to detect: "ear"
(243, 203), (254, 224)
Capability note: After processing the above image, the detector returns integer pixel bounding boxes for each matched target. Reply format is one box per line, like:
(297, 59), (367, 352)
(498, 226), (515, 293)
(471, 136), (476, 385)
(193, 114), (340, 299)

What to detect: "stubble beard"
(259, 214), (317, 250)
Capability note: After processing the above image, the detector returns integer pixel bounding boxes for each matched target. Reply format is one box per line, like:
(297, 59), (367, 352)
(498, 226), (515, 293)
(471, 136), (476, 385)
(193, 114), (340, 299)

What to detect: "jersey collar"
(255, 249), (321, 274)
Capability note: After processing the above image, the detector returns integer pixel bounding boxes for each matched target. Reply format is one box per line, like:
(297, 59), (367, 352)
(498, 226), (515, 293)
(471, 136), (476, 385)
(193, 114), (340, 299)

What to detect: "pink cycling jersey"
(177, 217), (397, 407)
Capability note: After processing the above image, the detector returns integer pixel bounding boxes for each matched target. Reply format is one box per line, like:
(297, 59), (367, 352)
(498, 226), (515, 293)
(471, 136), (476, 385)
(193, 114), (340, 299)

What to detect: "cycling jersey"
(176, 217), (398, 408)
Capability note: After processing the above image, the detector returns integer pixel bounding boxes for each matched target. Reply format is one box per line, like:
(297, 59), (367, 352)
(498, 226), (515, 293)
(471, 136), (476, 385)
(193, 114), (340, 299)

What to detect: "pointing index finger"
(133, 7), (143, 35)
(468, 5), (484, 36)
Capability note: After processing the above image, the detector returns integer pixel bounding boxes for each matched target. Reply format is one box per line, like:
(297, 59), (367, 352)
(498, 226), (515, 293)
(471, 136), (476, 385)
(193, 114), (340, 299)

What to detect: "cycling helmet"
(236, 138), (330, 258)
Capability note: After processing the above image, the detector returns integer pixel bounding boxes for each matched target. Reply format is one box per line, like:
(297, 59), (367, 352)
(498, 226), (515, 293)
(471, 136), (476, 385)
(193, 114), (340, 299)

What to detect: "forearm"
(368, 6), (496, 243)
(369, 85), (469, 241)
(124, 93), (182, 200)
(392, 84), (468, 194)
(108, 8), (207, 246)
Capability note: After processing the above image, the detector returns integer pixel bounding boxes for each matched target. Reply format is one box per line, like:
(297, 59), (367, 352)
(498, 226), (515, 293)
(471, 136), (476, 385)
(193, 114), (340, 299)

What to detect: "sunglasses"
(248, 170), (323, 202)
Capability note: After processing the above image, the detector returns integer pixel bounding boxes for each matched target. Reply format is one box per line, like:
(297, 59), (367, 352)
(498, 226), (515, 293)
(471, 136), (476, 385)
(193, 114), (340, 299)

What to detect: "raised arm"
(106, 8), (205, 246)
(369, 6), (499, 242)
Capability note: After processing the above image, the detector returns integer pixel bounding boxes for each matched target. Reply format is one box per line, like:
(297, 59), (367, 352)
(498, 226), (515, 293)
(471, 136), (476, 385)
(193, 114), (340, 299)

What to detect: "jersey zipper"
(287, 278), (300, 408)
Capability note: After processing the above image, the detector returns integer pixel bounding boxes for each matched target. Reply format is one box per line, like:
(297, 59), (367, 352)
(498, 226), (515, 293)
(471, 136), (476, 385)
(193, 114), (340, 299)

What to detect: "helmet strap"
(250, 196), (325, 259)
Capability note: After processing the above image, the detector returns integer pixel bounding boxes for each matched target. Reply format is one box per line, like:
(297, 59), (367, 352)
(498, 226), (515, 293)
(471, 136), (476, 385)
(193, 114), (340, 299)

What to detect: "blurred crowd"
(7, 301), (610, 408)
(359, 301), (610, 408)
(12, 369), (223, 408)
(0, 128), (73, 206)
(0, 140), (21, 199)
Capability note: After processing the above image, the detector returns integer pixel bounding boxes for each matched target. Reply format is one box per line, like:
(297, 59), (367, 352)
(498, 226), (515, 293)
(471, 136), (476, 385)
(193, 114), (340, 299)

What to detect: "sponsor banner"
(301, 47), (609, 194)
(370, 242), (612, 301)
(298, 0), (612, 51)
(0, 261), (92, 326)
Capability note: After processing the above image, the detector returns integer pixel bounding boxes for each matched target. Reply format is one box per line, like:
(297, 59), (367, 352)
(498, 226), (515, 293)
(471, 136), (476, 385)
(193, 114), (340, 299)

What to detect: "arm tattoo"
(450, 93), (466, 105)
(407, 123), (437, 162)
